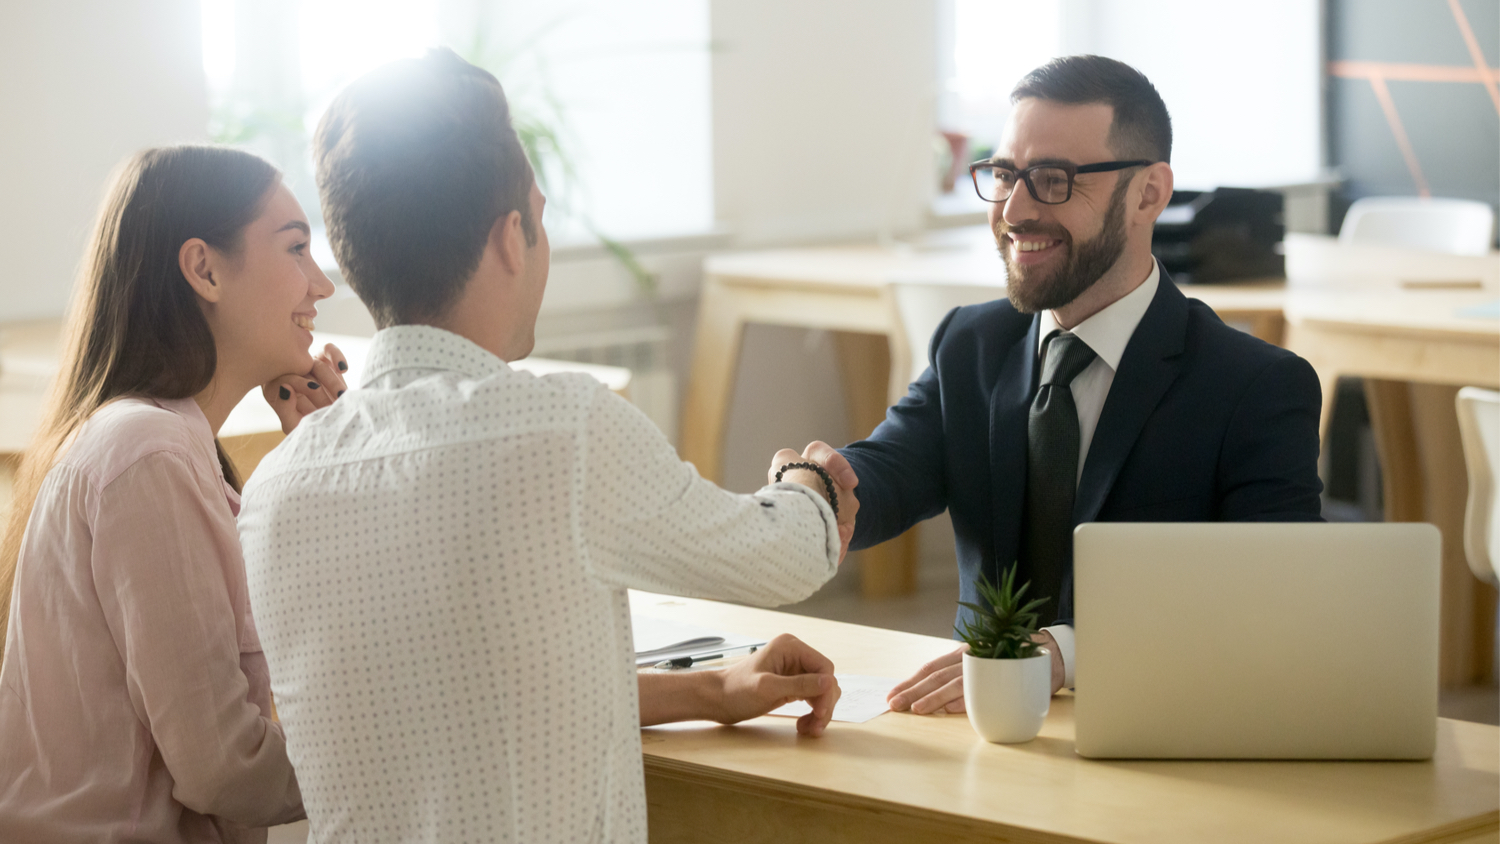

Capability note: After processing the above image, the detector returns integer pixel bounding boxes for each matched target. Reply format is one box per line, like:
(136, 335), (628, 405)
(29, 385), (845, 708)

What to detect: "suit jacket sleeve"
(839, 308), (957, 550)
(1216, 352), (1324, 521)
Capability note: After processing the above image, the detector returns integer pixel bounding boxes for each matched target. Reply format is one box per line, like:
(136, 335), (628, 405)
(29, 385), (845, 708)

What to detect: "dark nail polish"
(337, 390), (345, 397)
(278, 386), (291, 400)
(337, 360), (348, 372)
(307, 381), (319, 390)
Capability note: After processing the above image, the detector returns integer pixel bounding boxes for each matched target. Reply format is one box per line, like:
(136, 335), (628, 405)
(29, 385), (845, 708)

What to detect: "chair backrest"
(890, 282), (1002, 387)
(1339, 197), (1496, 256)
(1456, 387), (1500, 587)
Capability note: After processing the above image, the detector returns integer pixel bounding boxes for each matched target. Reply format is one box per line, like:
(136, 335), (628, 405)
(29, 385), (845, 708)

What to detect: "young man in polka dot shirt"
(238, 48), (860, 844)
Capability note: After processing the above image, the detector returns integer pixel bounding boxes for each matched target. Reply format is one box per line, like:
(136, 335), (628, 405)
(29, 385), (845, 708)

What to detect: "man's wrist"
(774, 461), (839, 516)
(639, 669), (726, 725)
(780, 469), (831, 503)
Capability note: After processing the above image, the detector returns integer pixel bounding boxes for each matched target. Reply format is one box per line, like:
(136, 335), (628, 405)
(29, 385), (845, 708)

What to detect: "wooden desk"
(1285, 287), (1500, 687)
(682, 230), (1284, 597)
(0, 320), (632, 481)
(635, 592), (1500, 844)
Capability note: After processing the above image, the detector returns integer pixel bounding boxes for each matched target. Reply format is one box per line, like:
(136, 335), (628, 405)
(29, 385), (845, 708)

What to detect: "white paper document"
(768, 674), (899, 723)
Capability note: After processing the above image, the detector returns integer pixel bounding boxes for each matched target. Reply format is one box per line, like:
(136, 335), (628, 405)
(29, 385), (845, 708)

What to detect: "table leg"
(1367, 379), (1499, 686)
(833, 331), (918, 598)
(680, 278), (749, 485)
(1249, 312), (1286, 347)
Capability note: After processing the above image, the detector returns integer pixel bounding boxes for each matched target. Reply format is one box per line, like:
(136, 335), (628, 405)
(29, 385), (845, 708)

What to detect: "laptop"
(1072, 522), (1440, 760)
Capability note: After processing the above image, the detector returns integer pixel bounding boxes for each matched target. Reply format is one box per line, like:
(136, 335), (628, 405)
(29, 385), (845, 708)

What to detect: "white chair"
(1456, 387), (1500, 587)
(890, 282), (1003, 389)
(1339, 197), (1496, 256)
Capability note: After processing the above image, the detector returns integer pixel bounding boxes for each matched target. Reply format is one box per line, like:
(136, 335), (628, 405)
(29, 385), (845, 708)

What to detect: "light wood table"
(682, 229), (1285, 597)
(0, 320), (631, 481)
(1285, 286), (1500, 687)
(635, 592), (1500, 844)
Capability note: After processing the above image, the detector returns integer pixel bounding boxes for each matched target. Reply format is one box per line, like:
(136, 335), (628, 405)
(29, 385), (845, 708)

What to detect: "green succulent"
(955, 563), (1049, 660)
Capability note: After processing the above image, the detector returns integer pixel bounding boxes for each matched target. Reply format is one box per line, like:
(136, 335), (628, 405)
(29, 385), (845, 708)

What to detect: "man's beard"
(998, 177), (1131, 314)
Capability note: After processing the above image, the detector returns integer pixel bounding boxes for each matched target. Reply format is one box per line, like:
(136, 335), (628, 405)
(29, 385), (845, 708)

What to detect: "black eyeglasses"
(968, 159), (1154, 205)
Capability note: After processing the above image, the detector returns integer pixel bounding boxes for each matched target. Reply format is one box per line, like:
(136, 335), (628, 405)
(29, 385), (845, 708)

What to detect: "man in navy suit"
(770, 55), (1323, 715)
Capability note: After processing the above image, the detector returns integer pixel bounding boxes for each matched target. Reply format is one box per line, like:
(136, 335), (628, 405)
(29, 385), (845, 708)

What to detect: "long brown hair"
(0, 145), (280, 660)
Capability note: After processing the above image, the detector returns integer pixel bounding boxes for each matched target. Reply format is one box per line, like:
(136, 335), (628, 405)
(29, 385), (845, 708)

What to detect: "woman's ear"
(179, 238), (222, 303)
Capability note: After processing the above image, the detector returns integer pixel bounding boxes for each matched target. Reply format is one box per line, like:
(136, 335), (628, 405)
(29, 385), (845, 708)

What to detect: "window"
(934, 0), (1324, 197)
(199, 0), (713, 250)
(936, 0), (1065, 211)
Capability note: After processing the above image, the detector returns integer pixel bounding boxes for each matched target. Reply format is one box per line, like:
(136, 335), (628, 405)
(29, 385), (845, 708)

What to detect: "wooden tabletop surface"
(634, 592), (1500, 844)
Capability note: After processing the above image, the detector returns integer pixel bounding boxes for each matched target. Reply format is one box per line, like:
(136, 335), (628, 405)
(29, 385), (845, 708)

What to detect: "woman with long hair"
(0, 145), (347, 842)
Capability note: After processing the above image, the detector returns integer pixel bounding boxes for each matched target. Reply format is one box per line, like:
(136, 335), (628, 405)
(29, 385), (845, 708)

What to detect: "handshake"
(767, 441), (861, 565)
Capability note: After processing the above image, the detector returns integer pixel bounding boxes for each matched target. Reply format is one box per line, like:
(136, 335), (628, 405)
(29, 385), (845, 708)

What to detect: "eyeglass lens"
(973, 166), (1072, 204)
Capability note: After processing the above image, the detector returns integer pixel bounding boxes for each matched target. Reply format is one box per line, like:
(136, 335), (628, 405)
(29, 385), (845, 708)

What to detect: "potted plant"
(956, 563), (1051, 743)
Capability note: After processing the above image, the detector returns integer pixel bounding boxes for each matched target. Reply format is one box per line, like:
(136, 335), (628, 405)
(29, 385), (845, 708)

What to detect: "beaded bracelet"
(774, 461), (839, 517)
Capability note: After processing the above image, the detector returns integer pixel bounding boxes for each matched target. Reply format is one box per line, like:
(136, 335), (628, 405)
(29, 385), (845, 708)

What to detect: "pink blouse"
(0, 397), (302, 843)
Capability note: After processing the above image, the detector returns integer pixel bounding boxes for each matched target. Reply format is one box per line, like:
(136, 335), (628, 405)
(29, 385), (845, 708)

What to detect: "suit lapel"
(989, 313), (1040, 577)
(1073, 274), (1189, 524)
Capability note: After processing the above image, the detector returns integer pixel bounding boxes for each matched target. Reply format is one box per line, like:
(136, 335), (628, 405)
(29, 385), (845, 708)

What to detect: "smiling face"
(201, 182), (335, 385)
(990, 98), (1137, 314)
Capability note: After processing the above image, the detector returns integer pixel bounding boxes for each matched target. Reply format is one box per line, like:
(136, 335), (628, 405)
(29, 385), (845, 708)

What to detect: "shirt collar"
(1036, 259), (1160, 371)
(360, 325), (509, 388)
(153, 396), (216, 446)
(150, 395), (240, 510)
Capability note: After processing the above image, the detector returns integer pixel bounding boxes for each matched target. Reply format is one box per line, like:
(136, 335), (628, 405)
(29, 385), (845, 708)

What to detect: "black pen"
(653, 645), (758, 670)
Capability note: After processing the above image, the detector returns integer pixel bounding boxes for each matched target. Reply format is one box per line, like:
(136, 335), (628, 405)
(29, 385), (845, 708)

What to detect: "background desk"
(1285, 288), (1500, 687)
(0, 320), (631, 481)
(681, 234), (1283, 598)
(635, 592), (1500, 844)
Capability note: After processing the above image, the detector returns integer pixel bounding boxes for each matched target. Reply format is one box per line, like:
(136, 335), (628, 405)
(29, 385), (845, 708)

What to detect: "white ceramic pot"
(962, 650), (1051, 743)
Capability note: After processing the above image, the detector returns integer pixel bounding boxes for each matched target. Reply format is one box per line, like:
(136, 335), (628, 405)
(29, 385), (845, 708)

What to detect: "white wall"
(707, 0), (943, 496)
(0, 1), (210, 322)
(711, 0), (938, 245)
(1067, 0), (1324, 190)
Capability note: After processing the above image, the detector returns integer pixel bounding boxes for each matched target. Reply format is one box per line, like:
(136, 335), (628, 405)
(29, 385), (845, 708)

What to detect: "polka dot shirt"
(238, 325), (838, 844)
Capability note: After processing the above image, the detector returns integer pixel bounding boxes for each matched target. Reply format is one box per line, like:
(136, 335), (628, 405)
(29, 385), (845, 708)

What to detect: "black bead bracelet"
(774, 461), (839, 517)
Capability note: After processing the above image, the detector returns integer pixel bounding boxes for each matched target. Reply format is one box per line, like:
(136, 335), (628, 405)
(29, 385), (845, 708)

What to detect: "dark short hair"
(1011, 55), (1172, 164)
(314, 47), (535, 328)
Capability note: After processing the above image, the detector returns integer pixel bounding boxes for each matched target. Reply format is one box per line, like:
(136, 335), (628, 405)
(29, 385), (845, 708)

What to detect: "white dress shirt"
(1035, 261), (1161, 687)
(238, 325), (838, 844)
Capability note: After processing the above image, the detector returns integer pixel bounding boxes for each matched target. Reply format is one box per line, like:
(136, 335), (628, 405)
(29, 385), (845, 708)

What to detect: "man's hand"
(717, 634), (841, 736)
(887, 631), (1064, 715)
(887, 644), (967, 714)
(767, 441), (860, 564)
(263, 343), (349, 434)
(638, 634), (841, 737)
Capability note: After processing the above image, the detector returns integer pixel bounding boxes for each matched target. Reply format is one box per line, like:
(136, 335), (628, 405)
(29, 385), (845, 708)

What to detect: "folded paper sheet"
(769, 674), (900, 723)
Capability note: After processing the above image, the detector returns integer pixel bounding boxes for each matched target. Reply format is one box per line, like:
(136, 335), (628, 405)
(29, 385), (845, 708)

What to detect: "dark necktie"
(1021, 330), (1097, 626)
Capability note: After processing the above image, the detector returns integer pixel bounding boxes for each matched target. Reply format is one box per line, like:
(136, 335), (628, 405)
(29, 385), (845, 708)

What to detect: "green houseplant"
(956, 564), (1052, 743)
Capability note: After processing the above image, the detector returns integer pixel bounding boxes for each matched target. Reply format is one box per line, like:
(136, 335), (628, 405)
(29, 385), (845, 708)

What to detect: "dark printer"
(1151, 188), (1284, 283)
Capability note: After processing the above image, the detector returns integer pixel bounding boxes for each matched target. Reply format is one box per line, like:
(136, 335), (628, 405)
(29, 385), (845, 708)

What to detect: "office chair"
(1457, 387), (1500, 587)
(1339, 197), (1496, 256)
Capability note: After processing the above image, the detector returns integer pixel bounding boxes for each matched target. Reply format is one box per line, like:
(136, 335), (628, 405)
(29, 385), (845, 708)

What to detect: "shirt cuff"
(1042, 623), (1075, 689)
(760, 481), (841, 568)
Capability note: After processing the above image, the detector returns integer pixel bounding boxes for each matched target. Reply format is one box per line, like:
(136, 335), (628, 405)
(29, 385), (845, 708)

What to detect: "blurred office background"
(0, 0), (1496, 723)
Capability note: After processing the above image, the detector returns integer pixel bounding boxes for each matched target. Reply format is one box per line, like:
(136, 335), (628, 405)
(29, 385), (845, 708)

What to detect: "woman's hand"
(262, 343), (350, 434)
